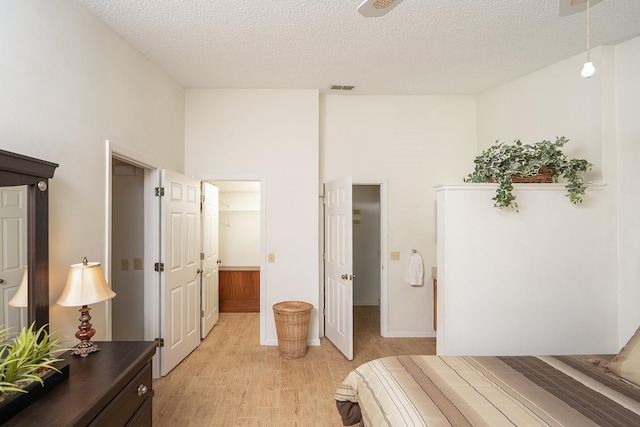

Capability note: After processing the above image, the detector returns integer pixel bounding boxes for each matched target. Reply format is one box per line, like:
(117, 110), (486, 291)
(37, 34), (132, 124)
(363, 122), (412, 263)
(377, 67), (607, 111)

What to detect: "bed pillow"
(608, 326), (640, 386)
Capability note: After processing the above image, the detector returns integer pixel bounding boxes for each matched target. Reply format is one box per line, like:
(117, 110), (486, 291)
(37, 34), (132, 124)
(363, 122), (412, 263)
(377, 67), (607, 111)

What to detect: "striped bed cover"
(334, 355), (640, 426)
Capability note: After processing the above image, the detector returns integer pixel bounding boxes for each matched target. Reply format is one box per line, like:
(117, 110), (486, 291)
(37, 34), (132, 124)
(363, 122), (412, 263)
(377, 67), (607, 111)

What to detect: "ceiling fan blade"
(358, 0), (405, 18)
(559, 0), (603, 17)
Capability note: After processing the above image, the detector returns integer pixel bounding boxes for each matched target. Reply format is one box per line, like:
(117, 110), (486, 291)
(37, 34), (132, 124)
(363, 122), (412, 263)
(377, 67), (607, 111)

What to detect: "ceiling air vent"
(330, 85), (355, 91)
(358, 0), (405, 17)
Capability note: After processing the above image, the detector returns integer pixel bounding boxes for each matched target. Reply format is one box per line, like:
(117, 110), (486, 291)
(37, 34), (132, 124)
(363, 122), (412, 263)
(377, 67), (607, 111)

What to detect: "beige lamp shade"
(8, 265), (28, 308)
(57, 260), (116, 307)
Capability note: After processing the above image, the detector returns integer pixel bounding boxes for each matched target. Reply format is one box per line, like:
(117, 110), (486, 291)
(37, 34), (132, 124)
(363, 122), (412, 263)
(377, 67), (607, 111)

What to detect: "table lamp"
(8, 265), (28, 308)
(56, 257), (116, 357)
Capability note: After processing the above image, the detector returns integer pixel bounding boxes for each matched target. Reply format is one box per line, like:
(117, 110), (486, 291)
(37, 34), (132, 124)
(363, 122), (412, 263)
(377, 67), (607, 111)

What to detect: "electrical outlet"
(134, 258), (143, 270)
(390, 251), (401, 261)
(121, 258), (129, 271)
(268, 253), (276, 263)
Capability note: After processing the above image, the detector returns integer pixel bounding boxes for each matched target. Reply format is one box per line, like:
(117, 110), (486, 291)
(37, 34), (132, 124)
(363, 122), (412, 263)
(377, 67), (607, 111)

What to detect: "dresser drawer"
(90, 362), (153, 426)
(126, 390), (153, 427)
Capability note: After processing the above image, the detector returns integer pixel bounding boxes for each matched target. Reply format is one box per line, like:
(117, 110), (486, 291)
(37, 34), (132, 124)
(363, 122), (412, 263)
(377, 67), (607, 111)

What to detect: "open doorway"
(108, 142), (211, 376)
(111, 158), (145, 341)
(211, 180), (261, 313)
(353, 185), (381, 307)
(323, 179), (385, 361)
(107, 142), (163, 376)
(353, 185), (382, 359)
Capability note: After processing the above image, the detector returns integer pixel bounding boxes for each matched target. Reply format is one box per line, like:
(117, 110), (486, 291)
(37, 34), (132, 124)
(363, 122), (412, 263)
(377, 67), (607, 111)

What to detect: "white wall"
(321, 95), (476, 336)
(477, 47), (607, 181)
(215, 183), (261, 267)
(0, 1), (185, 342)
(615, 36), (640, 344)
(436, 184), (615, 355)
(475, 38), (640, 349)
(185, 89), (320, 346)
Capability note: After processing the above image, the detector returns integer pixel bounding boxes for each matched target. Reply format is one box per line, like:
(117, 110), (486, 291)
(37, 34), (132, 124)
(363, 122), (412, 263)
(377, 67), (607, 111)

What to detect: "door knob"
(217, 259), (222, 264)
(341, 274), (348, 280)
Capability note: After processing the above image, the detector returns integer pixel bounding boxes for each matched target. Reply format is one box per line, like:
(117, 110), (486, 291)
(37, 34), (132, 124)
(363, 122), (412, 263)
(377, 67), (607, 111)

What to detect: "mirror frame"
(0, 149), (58, 331)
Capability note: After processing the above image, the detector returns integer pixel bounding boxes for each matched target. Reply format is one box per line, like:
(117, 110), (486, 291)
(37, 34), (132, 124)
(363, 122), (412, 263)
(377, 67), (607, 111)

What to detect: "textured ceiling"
(76, 0), (640, 95)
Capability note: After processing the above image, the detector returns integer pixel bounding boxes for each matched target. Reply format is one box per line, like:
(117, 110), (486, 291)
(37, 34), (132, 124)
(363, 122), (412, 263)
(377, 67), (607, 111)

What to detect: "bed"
(335, 328), (640, 426)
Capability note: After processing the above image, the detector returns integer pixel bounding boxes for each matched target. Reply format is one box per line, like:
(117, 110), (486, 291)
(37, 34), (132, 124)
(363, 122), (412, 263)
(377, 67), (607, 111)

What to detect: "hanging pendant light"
(581, 0), (596, 78)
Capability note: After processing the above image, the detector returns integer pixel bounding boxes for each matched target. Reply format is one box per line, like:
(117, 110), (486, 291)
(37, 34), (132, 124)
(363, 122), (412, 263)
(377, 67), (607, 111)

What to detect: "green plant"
(464, 137), (592, 210)
(0, 324), (65, 395)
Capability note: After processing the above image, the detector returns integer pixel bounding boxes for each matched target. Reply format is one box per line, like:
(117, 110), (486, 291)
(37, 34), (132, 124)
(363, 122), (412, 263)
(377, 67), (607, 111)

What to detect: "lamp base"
(71, 340), (100, 357)
(71, 305), (100, 357)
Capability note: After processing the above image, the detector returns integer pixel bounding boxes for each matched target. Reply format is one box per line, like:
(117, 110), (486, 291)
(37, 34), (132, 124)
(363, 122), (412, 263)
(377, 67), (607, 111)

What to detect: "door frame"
(105, 140), (161, 373)
(199, 175), (267, 344)
(319, 179), (389, 338)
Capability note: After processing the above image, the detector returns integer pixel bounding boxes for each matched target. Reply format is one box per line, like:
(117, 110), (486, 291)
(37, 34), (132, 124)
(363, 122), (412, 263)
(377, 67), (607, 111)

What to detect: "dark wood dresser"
(5, 341), (156, 426)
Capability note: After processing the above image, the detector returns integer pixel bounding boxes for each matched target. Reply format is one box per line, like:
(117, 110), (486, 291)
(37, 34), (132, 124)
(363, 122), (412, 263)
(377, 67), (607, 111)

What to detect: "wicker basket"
(273, 301), (313, 359)
(488, 166), (554, 183)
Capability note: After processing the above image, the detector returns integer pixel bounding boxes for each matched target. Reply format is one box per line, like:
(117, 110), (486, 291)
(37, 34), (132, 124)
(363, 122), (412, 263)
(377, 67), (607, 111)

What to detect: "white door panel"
(169, 287), (182, 347)
(201, 182), (219, 338)
(187, 278), (198, 334)
(0, 186), (28, 334)
(160, 169), (201, 376)
(324, 177), (353, 360)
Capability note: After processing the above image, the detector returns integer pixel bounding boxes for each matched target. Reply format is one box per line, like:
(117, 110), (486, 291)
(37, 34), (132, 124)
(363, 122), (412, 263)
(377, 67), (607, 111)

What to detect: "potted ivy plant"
(464, 136), (592, 210)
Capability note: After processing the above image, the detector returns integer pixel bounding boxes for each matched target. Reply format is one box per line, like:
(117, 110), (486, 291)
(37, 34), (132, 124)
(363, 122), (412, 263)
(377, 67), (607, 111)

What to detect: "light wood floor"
(152, 306), (436, 426)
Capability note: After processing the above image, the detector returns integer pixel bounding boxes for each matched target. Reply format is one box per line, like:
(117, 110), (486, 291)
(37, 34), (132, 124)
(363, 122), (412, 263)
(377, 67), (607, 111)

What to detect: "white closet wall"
(436, 183), (616, 356)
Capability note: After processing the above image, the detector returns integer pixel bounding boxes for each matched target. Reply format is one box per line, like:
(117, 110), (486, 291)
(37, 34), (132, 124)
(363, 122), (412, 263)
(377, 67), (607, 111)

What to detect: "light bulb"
(581, 61), (596, 78)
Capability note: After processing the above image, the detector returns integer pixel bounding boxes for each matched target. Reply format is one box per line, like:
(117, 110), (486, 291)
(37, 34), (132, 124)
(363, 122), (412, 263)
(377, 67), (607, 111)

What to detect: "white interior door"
(324, 177), (354, 360)
(201, 181), (219, 338)
(0, 186), (28, 333)
(160, 169), (201, 376)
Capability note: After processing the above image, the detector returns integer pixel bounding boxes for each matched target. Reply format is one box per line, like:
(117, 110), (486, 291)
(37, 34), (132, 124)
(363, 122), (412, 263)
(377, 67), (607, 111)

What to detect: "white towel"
(406, 252), (424, 286)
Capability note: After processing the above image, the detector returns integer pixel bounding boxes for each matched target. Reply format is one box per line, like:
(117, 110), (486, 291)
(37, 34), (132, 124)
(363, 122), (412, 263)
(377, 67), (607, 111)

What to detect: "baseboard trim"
(384, 330), (437, 338)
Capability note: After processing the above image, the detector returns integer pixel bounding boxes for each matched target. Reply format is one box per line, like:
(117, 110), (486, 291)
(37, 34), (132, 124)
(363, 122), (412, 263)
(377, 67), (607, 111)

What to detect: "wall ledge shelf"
(434, 183), (605, 192)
